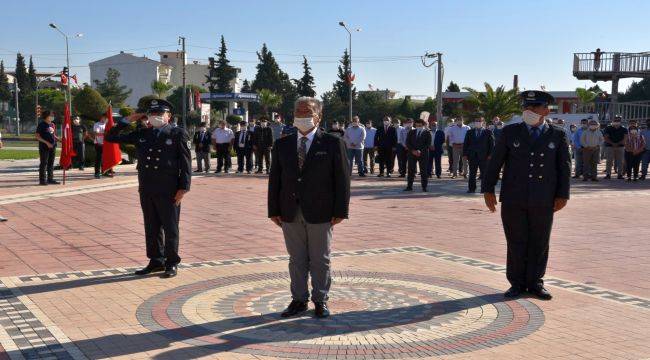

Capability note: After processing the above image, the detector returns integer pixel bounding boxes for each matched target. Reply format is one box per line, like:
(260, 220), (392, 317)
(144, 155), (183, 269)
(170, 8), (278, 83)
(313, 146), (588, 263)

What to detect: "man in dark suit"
(268, 96), (350, 319)
(405, 118), (432, 192)
(253, 116), (274, 174)
(234, 120), (254, 173)
(192, 122), (212, 173)
(463, 117), (494, 193)
(105, 99), (191, 278)
(482, 90), (570, 300)
(374, 116), (398, 177)
(427, 119), (446, 179)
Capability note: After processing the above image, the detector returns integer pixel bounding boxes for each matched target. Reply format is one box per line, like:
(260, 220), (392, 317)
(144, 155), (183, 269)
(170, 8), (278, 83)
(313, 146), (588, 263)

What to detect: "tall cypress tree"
(28, 56), (37, 93)
(14, 53), (29, 97)
(241, 79), (252, 93)
(252, 44), (284, 93)
(208, 35), (237, 111)
(295, 56), (316, 97)
(0, 61), (11, 103)
(333, 49), (355, 105)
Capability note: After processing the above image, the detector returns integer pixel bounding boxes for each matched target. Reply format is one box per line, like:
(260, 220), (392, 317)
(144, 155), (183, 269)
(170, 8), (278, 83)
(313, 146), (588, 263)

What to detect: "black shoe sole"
(134, 267), (165, 275)
(280, 308), (307, 318)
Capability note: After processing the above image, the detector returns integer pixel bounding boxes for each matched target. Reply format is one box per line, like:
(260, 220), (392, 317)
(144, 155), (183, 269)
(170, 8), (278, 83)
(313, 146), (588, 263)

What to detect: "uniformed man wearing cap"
(105, 98), (191, 278)
(482, 90), (571, 300)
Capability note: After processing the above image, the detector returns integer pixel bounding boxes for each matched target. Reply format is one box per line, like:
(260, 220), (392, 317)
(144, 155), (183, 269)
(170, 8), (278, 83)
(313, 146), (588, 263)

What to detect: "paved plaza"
(0, 159), (649, 359)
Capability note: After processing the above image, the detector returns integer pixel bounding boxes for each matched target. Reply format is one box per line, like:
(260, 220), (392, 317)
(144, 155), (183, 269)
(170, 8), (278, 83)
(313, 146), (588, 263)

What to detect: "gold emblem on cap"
(152, 100), (158, 105)
(527, 91), (535, 98)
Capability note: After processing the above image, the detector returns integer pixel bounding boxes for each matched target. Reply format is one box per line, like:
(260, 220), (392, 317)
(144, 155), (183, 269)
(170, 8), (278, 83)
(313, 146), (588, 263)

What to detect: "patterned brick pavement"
(0, 159), (648, 359)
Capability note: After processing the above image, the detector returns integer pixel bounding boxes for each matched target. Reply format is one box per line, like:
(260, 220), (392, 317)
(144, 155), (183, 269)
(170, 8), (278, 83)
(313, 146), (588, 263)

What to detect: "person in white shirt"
(211, 120), (234, 173)
(447, 118), (470, 178)
(343, 116), (367, 176)
(92, 116), (108, 179)
(396, 118), (410, 177)
(363, 121), (377, 174)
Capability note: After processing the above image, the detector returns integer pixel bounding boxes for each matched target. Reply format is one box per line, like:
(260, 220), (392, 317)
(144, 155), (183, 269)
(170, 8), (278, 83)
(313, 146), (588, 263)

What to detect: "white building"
(89, 52), (172, 108)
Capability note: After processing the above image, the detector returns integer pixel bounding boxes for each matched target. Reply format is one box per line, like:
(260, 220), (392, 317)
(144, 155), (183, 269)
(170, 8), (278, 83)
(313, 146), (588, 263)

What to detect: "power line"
(0, 44), (178, 56)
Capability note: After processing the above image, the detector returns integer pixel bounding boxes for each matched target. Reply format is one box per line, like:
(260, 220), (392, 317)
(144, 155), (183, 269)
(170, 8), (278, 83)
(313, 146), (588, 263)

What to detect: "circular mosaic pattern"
(137, 271), (544, 358)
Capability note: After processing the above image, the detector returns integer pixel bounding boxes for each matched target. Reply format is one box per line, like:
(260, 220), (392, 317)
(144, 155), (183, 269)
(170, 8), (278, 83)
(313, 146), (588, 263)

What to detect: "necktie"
(531, 127), (540, 141)
(476, 129), (481, 139)
(154, 129), (160, 138)
(298, 137), (308, 170)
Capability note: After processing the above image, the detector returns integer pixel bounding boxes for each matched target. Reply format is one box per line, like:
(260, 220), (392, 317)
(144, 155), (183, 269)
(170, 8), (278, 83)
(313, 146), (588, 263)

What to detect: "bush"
(226, 115), (242, 126)
(119, 106), (134, 117)
(73, 86), (108, 121)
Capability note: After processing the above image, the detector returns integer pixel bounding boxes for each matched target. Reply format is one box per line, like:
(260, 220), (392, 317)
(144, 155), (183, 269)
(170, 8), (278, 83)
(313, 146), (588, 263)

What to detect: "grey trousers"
(281, 207), (332, 303)
(196, 151), (210, 171)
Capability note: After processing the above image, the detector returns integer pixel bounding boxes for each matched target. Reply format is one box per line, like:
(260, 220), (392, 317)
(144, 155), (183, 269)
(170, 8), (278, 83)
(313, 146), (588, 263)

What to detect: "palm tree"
(257, 89), (282, 116)
(575, 87), (597, 112)
(151, 80), (173, 98)
(463, 83), (521, 122)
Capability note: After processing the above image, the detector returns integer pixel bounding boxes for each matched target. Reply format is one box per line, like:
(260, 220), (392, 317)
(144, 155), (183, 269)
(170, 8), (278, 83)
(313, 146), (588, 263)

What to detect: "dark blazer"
(234, 129), (254, 151)
(268, 130), (351, 224)
(253, 126), (274, 149)
(482, 123), (570, 208)
(192, 130), (212, 153)
(406, 128), (432, 153)
(463, 128), (495, 160)
(106, 122), (191, 196)
(430, 129), (446, 155)
(374, 125), (398, 149)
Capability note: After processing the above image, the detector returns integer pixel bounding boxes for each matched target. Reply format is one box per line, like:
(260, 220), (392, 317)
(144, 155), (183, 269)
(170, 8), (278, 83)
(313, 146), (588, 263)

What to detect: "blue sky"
(1, 0), (648, 97)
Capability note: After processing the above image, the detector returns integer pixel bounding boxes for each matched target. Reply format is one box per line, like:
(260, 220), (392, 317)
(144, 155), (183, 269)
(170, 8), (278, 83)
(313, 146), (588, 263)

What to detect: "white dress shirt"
(212, 128), (234, 144)
(93, 122), (106, 145)
(447, 124), (470, 144)
(297, 126), (318, 153)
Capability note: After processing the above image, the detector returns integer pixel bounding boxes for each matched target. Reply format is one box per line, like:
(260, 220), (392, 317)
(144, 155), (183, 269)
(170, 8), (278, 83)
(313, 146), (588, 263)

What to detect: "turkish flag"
(60, 72), (68, 86)
(101, 105), (122, 172)
(59, 103), (75, 170)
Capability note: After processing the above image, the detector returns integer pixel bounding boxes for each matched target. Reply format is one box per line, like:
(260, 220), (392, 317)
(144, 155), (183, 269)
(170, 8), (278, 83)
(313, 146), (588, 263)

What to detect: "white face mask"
(149, 115), (166, 129)
(589, 125), (598, 130)
(383, 121), (390, 126)
(630, 129), (638, 135)
(352, 122), (359, 127)
(474, 122), (483, 129)
(294, 117), (315, 132)
(522, 110), (542, 126)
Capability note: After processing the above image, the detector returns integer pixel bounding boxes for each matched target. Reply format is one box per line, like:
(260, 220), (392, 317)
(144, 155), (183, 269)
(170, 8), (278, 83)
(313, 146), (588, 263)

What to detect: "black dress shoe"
(314, 301), (330, 318)
(47, 179), (60, 185)
(467, 189), (476, 193)
(39, 181), (48, 186)
(281, 300), (308, 318)
(134, 264), (165, 275)
(162, 265), (178, 278)
(403, 187), (413, 191)
(377, 173), (384, 177)
(529, 286), (552, 300)
(504, 286), (523, 298)
(422, 188), (428, 192)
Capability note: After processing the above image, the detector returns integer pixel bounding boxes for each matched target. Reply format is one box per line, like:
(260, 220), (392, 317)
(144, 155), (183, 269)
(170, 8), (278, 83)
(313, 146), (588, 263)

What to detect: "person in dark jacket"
(404, 118), (432, 191)
(427, 119), (446, 179)
(374, 116), (398, 177)
(253, 116), (274, 174)
(35, 110), (60, 185)
(463, 117), (495, 193)
(328, 121), (345, 137)
(192, 122), (212, 173)
(105, 98), (191, 278)
(234, 120), (254, 173)
(482, 90), (570, 300)
(268, 96), (350, 319)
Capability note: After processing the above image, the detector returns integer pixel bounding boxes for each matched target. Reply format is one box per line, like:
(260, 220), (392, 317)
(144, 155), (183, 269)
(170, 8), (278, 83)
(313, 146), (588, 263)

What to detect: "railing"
(573, 52), (650, 75)
(592, 101), (650, 122)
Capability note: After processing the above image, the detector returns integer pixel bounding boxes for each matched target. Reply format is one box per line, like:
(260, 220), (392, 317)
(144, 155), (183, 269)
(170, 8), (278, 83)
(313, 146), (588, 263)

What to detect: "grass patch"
(0, 149), (61, 160)
(3, 141), (39, 147)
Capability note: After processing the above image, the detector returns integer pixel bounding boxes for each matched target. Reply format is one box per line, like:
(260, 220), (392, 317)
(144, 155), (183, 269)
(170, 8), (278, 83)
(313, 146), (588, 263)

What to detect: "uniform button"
(530, 164), (533, 167)
(145, 165), (149, 168)
(147, 156), (151, 160)
(529, 174), (533, 178)
(538, 175), (543, 179)
(297, 178), (302, 182)
(530, 152), (534, 155)
(158, 149), (162, 153)
(149, 149), (152, 152)
(156, 158), (160, 161)
(540, 164), (544, 167)
(541, 153), (545, 157)
(154, 166), (158, 169)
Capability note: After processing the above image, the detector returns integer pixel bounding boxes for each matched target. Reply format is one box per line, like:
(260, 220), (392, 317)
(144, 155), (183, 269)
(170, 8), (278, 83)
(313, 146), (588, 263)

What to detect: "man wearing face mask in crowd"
(374, 116), (398, 177)
(234, 120), (254, 174)
(603, 115), (628, 179)
(623, 124), (645, 181)
(572, 119), (589, 178)
(105, 99), (191, 278)
(404, 118), (432, 192)
(447, 118), (470, 179)
(462, 117), (494, 193)
(92, 115), (110, 179)
(483, 90), (570, 301)
(396, 118), (412, 178)
(580, 119), (604, 181)
(343, 116), (367, 177)
(253, 116), (274, 174)
(71, 116), (87, 171)
(493, 118), (504, 143)
(192, 122), (212, 173)
(427, 119), (446, 179)
(268, 96), (350, 319)
(363, 121), (376, 174)
(212, 120), (234, 173)
(328, 121), (345, 137)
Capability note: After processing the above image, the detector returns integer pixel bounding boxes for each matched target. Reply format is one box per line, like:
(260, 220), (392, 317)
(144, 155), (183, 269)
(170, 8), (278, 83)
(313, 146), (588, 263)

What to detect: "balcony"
(573, 52), (650, 81)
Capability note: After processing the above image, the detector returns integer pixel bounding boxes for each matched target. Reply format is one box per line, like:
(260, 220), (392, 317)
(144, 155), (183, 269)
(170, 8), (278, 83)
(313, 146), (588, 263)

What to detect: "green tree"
(0, 61), (11, 103)
(295, 56), (316, 97)
(14, 53), (29, 98)
(206, 35), (237, 111)
(575, 87), (597, 112)
(252, 44), (284, 93)
(151, 80), (173, 98)
(463, 83), (521, 121)
(119, 106), (134, 117)
(619, 78), (650, 102)
(166, 85), (206, 126)
(333, 49), (356, 105)
(446, 81), (461, 92)
(257, 89), (282, 116)
(241, 79), (252, 93)
(93, 68), (132, 106)
(396, 96), (414, 118)
(354, 91), (390, 126)
(27, 56), (37, 93)
(73, 86), (109, 121)
(23, 89), (66, 117)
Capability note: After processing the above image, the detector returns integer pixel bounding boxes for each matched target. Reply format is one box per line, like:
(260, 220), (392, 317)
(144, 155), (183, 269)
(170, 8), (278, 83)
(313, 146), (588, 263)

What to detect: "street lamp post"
(339, 22), (360, 124)
(49, 23), (72, 113)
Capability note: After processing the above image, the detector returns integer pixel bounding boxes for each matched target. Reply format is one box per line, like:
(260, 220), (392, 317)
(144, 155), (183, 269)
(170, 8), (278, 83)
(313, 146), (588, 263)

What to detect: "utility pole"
(436, 53), (443, 128)
(179, 36), (187, 128)
(339, 22), (360, 124)
(13, 78), (20, 136)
